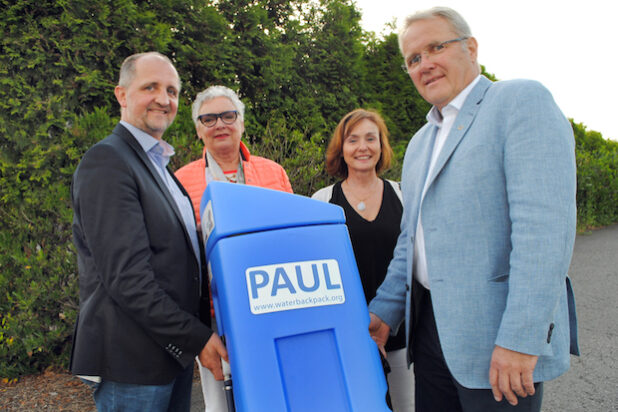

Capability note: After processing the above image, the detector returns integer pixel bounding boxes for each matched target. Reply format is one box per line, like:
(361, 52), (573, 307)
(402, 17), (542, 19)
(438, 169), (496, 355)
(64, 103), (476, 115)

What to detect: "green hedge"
(573, 122), (618, 229)
(1, 0), (617, 379)
(2, 107), (617, 380)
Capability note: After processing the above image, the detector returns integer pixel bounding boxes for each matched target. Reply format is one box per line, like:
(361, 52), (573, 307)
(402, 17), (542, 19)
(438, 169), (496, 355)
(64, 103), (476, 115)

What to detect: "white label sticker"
(201, 200), (215, 245)
(246, 259), (345, 314)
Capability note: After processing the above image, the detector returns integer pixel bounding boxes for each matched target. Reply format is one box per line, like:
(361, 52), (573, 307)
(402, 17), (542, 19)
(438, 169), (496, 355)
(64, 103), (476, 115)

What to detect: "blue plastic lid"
(200, 181), (345, 256)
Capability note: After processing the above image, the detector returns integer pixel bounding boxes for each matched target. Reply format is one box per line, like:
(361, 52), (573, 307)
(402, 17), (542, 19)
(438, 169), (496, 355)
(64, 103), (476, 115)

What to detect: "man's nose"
(154, 88), (170, 105)
(418, 51), (437, 71)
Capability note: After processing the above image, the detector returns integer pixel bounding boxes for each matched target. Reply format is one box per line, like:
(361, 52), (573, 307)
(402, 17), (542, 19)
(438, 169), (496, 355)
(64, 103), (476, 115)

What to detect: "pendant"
(357, 201), (366, 211)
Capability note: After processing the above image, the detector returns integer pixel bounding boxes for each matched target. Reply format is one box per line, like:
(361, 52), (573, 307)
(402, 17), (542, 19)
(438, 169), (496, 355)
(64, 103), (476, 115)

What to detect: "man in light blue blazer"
(368, 7), (578, 411)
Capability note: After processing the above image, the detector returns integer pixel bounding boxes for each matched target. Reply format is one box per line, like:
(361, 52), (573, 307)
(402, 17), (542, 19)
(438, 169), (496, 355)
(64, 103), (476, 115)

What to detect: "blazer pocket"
(489, 273), (509, 283)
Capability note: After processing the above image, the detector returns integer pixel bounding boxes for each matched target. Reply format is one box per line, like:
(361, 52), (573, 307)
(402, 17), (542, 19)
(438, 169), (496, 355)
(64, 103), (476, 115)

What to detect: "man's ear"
(114, 85), (127, 108)
(466, 36), (479, 62)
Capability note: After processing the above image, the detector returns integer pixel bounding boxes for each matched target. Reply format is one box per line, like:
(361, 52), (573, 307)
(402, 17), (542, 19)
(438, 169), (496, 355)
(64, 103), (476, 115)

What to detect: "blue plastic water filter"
(201, 182), (390, 412)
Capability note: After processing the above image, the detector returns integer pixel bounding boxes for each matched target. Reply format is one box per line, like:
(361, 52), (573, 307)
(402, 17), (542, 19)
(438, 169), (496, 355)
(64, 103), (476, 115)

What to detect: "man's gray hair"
(192, 85), (245, 126)
(398, 7), (472, 54)
(118, 52), (180, 91)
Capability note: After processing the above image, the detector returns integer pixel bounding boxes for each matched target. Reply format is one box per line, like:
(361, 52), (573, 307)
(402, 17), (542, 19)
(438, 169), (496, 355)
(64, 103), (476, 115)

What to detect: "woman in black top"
(312, 109), (412, 411)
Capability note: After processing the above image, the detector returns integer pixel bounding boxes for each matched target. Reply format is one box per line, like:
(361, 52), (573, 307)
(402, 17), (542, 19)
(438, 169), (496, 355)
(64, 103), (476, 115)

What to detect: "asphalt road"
(191, 224), (618, 412)
(542, 223), (618, 412)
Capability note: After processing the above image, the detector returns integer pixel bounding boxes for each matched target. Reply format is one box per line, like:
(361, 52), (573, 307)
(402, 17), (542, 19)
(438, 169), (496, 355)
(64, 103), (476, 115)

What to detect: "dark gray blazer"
(70, 123), (212, 384)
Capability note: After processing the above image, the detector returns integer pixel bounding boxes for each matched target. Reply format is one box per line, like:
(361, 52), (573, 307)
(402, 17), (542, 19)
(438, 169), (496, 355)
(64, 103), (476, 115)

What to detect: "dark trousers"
(411, 284), (543, 412)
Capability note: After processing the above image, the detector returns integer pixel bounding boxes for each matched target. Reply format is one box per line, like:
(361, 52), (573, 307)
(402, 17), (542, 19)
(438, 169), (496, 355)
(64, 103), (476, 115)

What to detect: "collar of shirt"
(426, 74), (482, 128)
(424, 75), (482, 176)
(120, 120), (175, 169)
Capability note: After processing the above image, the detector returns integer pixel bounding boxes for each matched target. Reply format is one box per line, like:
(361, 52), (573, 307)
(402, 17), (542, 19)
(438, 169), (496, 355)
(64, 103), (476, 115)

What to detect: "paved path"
(191, 224), (618, 411)
(542, 223), (618, 412)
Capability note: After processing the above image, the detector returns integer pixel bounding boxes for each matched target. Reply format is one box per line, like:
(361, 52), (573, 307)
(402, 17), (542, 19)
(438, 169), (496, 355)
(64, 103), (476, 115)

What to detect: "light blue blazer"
(369, 76), (579, 389)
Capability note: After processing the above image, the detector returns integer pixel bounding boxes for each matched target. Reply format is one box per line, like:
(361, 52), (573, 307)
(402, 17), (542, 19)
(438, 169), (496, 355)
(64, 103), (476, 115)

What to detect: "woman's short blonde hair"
(325, 109), (393, 179)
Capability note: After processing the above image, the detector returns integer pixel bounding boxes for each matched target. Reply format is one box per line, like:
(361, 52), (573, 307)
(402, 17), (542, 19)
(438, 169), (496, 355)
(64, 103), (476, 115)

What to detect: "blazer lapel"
(113, 124), (199, 262)
(407, 124), (439, 206)
(426, 76), (492, 187)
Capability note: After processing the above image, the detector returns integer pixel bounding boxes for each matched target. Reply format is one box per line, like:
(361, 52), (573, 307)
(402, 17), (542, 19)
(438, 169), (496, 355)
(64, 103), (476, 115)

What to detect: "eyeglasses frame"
(401, 37), (469, 72)
(197, 110), (239, 127)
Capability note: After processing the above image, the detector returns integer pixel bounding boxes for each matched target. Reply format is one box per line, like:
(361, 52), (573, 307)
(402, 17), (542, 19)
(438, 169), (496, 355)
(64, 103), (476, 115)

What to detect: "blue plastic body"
(200, 181), (389, 412)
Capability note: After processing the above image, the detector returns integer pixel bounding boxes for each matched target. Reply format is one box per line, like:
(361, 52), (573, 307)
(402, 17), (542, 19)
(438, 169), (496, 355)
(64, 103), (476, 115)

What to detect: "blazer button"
(405, 284), (410, 291)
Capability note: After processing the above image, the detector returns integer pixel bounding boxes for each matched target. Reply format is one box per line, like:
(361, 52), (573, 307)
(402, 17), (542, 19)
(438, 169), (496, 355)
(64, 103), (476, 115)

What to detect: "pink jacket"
(175, 141), (293, 227)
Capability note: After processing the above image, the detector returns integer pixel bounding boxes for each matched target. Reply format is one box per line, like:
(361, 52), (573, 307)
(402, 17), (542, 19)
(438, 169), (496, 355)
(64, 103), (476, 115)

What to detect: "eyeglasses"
(401, 37), (469, 72)
(197, 110), (239, 127)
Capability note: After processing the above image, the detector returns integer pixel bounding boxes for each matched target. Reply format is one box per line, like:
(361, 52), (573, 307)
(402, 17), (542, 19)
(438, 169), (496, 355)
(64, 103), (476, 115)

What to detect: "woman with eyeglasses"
(312, 109), (413, 411)
(175, 85), (292, 412)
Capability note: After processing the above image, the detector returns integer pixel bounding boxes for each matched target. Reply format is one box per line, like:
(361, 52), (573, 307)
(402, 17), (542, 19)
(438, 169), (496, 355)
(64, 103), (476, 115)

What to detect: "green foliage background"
(1, 0), (616, 378)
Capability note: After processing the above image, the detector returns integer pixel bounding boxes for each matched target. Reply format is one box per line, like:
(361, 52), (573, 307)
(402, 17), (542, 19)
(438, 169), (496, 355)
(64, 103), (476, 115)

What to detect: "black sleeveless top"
(330, 179), (406, 351)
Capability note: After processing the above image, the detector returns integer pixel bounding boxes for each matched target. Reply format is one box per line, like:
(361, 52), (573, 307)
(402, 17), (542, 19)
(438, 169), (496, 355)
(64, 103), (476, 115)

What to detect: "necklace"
(343, 178), (380, 211)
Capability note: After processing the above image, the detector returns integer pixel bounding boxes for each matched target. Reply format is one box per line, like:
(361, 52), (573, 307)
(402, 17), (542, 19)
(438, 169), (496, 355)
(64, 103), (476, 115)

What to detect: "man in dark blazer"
(70, 52), (227, 411)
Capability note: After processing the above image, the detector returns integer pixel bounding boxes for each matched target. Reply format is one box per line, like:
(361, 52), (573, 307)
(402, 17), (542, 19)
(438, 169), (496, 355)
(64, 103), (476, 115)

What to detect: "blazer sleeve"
(73, 141), (212, 367)
(368, 221), (409, 335)
(368, 178), (413, 334)
(495, 81), (576, 355)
